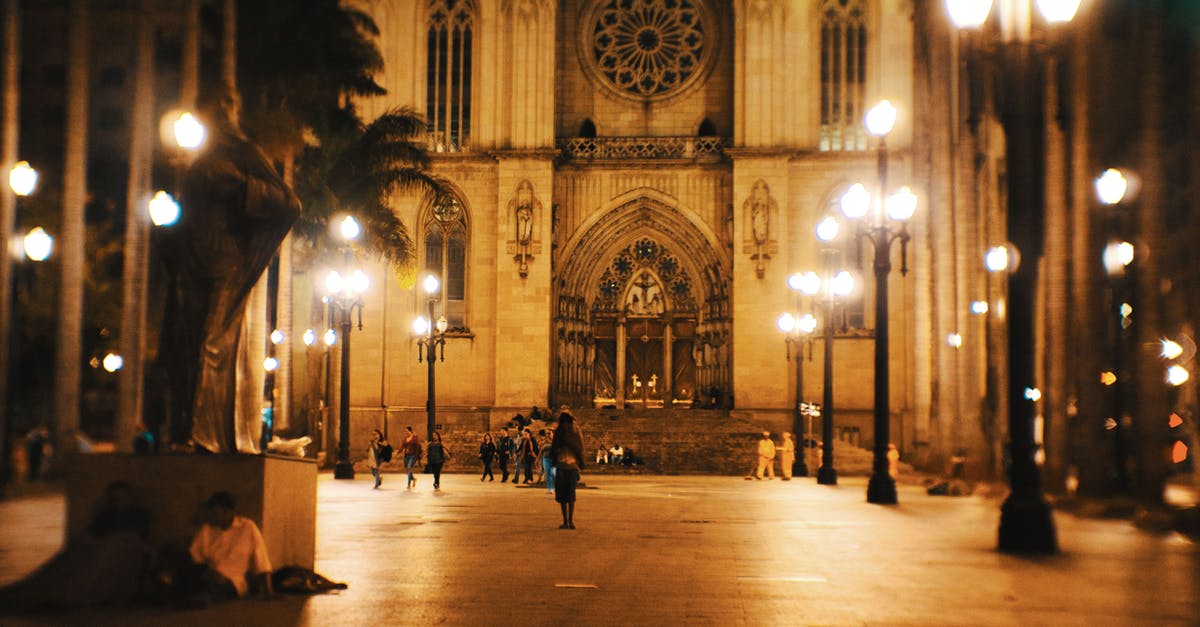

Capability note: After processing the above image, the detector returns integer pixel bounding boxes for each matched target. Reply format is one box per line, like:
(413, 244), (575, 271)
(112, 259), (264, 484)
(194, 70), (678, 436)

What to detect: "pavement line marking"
(555, 583), (599, 589)
(737, 576), (828, 583)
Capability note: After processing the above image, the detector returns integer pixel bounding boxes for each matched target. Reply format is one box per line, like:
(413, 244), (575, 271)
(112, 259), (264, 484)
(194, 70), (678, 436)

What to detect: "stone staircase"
(408, 408), (914, 478)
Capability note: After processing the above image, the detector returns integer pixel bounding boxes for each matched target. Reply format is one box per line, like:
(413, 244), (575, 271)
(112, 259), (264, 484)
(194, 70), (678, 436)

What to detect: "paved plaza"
(1, 473), (1197, 626)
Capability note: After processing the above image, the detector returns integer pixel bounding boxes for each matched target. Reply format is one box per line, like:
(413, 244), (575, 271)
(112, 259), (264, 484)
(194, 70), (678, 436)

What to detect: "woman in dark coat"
(549, 411), (585, 529)
(479, 433), (497, 482)
(427, 432), (449, 490)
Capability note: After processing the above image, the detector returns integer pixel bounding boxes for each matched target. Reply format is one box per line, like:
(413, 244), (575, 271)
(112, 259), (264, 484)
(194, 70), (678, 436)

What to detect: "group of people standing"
(477, 426), (553, 489)
(750, 431), (797, 480)
(482, 413), (587, 528)
(359, 411), (586, 529)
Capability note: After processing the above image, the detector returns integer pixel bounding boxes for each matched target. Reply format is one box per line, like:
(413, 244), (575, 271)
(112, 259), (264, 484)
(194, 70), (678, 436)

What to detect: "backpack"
(377, 444), (393, 463)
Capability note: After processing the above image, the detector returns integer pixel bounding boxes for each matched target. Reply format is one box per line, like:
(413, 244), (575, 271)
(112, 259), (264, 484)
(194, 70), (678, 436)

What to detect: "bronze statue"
(158, 86), (301, 454)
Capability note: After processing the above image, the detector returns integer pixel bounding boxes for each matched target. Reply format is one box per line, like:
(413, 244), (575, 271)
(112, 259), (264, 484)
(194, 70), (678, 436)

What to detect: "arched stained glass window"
(425, 194), (469, 327)
(427, 0), (473, 152)
(820, 0), (867, 151)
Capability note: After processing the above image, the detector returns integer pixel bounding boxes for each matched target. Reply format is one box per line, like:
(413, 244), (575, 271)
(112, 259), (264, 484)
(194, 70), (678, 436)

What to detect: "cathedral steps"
(390, 408), (914, 478)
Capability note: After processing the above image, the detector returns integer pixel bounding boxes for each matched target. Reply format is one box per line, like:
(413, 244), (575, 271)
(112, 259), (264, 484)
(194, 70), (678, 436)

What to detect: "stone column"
(663, 317), (673, 408)
(616, 317), (627, 408)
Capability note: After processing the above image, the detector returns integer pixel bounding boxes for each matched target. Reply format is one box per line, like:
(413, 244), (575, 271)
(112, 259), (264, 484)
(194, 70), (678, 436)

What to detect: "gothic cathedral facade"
(304, 0), (989, 472)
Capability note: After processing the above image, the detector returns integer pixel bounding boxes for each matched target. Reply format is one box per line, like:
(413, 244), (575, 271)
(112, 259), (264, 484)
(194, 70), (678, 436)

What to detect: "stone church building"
(292, 0), (1039, 476)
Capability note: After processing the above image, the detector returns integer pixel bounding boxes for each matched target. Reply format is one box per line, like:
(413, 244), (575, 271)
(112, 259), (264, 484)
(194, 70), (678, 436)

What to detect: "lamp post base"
(817, 465), (837, 485)
(867, 473), (897, 504)
(998, 493), (1057, 553)
(333, 461), (355, 480)
(794, 459), (809, 477)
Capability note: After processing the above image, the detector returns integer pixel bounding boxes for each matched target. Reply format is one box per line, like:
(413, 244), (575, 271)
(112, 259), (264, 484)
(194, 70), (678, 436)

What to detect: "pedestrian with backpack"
(367, 429), (392, 489)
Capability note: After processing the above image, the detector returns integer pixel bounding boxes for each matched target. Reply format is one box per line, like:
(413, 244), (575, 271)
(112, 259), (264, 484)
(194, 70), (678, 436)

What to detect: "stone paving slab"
(1, 473), (1196, 626)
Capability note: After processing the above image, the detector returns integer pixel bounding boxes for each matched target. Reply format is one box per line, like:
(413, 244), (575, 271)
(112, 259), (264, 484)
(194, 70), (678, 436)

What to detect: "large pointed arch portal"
(553, 196), (732, 409)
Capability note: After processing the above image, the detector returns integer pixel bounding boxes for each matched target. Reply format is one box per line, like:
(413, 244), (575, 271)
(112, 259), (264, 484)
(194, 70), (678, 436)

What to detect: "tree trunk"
(54, 0), (89, 459)
(117, 0), (155, 452)
(1131, 6), (1169, 507)
(1041, 54), (1069, 494)
(1, 0), (21, 487)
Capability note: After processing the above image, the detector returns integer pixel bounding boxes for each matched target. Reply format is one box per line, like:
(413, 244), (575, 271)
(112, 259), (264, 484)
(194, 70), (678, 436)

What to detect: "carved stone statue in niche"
(750, 180), (769, 245)
(507, 180), (541, 277)
(744, 179), (777, 279)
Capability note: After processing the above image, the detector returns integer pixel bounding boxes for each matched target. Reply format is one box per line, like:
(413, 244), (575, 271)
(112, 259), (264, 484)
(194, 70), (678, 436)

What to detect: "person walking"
(427, 432), (449, 490)
(518, 428), (538, 484)
(549, 410), (585, 529)
(755, 432), (776, 480)
(779, 432), (795, 481)
(367, 429), (391, 489)
(401, 426), (423, 489)
(479, 433), (497, 482)
(539, 429), (556, 494)
(497, 427), (513, 483)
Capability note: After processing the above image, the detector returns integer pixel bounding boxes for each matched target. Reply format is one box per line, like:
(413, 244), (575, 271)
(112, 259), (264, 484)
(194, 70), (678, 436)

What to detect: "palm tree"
(229, 0), (445, 443)
(1, 0), (20, 486)
(54, 0), (89, 458)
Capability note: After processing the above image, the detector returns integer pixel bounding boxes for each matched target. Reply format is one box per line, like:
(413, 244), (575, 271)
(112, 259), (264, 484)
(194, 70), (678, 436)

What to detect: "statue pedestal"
(66, 454), (317, 569)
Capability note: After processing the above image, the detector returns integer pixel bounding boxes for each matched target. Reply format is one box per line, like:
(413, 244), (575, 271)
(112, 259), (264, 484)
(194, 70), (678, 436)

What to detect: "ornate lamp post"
(791, 216), (855, 486)
(1095, 168), (1133, 489)
(778, 303), (816, 477)
(414, 274), (448, 441)
(840, 100), (917, 504)
(949, 0), (1080, 553)
(326, 216), (368, 480)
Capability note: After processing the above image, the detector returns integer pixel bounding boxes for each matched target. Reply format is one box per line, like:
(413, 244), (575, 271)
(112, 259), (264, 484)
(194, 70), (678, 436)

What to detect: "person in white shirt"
(608, 444), (624, 465)
(188, 491), (273, 600)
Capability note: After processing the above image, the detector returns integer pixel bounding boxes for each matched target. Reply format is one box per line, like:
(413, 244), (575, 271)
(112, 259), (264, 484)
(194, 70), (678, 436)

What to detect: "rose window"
(587, 0), (710, 99)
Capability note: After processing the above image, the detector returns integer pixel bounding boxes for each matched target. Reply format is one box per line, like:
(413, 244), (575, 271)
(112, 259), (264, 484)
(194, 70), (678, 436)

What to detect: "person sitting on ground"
(183, 491), (273, 605)
(596, 444), (609, 464)
(0, 481), (153, 612)
(608, 443), (624, 465)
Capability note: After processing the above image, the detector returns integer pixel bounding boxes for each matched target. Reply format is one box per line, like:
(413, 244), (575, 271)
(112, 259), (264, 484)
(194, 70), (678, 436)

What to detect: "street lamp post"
(949, 0), (1080, 553)
(1096, 168), (1133, 489)
(326, 216), (368, 480)
(414, 274), (448, 442)
(789, 216), (855, 486)
(840, 100), (917, 505)
(778, 303), (816, 477)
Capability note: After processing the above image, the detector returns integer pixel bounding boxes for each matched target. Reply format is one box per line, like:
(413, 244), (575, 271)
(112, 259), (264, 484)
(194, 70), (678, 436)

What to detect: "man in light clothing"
(188, 491), (273, 600)
(755, 432), (776, 480)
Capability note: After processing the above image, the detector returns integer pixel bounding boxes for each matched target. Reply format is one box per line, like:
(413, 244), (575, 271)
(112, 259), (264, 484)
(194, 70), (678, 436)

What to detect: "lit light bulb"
(147, 191), (181, 226)
(340, 215), (361, 241)
(24, 227), (53, 261)
(323, 329), (337, 347)
(173, 112), (206, 149)
(777, 312), (796, 333)
(1162, 339), (1184, 360)
(102, 352), (124, 373)
(1167, 365), (1190, 387)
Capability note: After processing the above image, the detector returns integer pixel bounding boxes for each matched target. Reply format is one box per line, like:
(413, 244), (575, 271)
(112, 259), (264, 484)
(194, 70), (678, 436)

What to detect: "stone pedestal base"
(66, 454), (317, 569)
